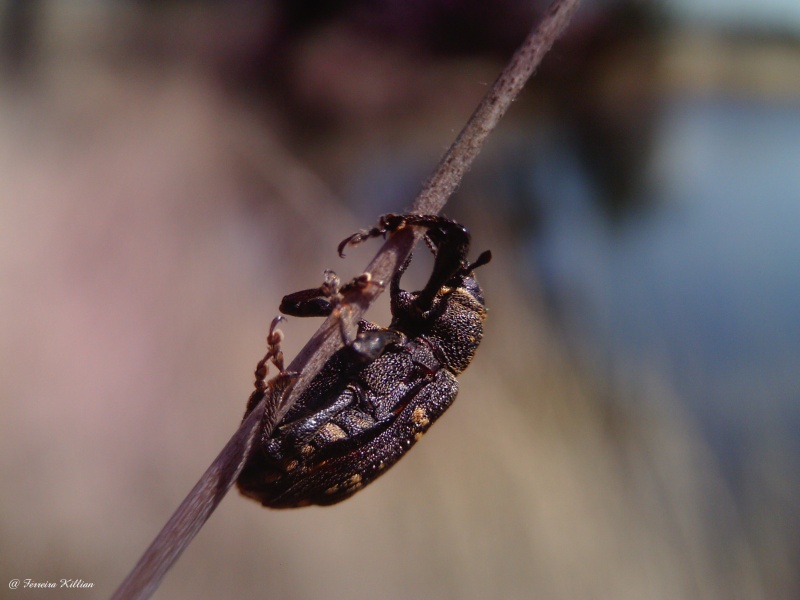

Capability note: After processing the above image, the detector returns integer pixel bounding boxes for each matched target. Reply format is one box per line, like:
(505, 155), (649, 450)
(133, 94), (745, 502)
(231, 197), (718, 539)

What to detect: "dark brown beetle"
(237, 214), (490, 508)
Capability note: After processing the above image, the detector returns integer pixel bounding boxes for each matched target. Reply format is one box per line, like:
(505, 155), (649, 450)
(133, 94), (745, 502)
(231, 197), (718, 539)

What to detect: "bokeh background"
(1, 1), (798, 598)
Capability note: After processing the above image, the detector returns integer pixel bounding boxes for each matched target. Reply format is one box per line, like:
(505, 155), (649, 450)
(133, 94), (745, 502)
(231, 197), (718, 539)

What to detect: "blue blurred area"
(670, 0), (800, 30)
(527, 96), (800, 481)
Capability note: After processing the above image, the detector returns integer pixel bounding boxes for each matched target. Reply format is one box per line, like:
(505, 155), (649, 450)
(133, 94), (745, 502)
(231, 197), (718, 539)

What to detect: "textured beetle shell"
(238, 280), (486, 508)
(239, 335), (448, 506)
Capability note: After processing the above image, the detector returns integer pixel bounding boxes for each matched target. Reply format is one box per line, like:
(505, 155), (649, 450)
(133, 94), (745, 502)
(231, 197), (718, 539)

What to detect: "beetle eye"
(462, 277), (485, 305)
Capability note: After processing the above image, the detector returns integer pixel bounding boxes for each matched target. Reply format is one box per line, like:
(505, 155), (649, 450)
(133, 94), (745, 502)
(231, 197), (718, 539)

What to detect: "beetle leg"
(336, 214), (408, 257)
(276, 386), (359, 448)
(387, 215), (491, 312)
(390, 252), (413, 299)
(280, 265), (394, 364)
(253, 316), (286, 394)
(245, 316), (298, 417)
(338, 272), (379, 296)
(337, 214), (482, 313)
(279, 270), (340, 317)
(280, 270), (381, 319)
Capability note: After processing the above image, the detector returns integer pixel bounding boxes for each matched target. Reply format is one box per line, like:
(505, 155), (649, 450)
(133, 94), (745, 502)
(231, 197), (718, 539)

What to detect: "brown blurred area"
(0, 2), (795, 598)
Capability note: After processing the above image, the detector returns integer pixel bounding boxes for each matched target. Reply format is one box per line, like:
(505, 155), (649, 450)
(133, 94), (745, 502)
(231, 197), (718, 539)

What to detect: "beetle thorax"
(395, 279), (486, 375)
(429, 284), (486, 374)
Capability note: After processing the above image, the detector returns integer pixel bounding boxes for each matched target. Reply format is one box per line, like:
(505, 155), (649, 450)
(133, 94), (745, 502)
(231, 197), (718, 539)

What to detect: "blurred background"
(1, 1), (798, 598)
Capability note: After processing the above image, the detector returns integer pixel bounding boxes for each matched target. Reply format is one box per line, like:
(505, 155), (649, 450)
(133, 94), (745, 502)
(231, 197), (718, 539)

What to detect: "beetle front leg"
(279, 270), (341, 317)
(281, 269), (394, 361)
(337, 213), (488, 312)
(279, 271), (380, 318)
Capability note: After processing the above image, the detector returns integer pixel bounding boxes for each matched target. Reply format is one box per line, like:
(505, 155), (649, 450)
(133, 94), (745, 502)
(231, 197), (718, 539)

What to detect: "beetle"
(237, 214), (491, 508)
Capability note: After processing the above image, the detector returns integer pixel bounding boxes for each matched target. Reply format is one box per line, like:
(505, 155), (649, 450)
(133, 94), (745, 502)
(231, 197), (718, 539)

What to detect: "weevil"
(237, 214), (491, 508)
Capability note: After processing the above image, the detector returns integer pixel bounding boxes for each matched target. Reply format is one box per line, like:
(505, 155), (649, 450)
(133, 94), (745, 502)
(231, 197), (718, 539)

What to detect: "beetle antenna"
(466, 250), (492, 272)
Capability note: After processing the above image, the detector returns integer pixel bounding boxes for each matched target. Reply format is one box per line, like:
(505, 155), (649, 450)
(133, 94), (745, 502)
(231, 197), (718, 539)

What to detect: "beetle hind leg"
(245, 316), (298, 416)
(253, 316), (287, 394)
